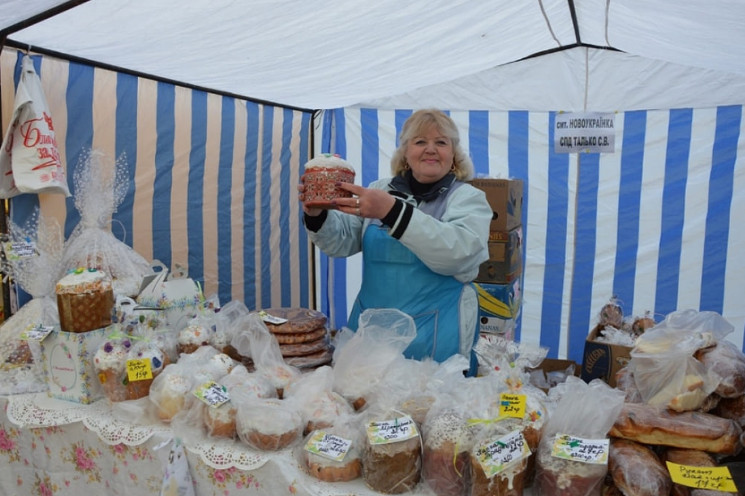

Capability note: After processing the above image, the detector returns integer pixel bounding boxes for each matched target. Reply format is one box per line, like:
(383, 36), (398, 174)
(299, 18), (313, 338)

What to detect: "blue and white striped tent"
(2, 0), (745, 363)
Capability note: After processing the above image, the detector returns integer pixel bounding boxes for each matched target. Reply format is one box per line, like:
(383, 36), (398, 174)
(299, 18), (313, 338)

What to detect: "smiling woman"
(299, 108), (492, 376)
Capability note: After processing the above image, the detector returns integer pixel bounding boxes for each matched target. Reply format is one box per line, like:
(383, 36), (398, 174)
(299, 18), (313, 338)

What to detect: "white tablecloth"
(0, 393), (444, 496)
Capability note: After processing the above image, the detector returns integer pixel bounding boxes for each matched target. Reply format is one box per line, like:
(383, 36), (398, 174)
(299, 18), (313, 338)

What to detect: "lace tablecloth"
(0, 393), (442, 496)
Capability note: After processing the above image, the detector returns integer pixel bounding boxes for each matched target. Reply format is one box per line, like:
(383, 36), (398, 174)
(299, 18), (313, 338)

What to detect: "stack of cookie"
(260, 308), (333, 369)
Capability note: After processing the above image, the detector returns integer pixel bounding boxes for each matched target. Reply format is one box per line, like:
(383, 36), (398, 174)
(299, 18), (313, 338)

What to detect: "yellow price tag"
(126, 359), (153, 382)
(666, 461), (737, 492)
(498, 393), (526, 418)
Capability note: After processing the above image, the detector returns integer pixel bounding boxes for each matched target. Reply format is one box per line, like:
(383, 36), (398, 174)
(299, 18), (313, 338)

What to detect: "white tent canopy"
(3, 1), (745, 360)
(4, 0), (745, 111)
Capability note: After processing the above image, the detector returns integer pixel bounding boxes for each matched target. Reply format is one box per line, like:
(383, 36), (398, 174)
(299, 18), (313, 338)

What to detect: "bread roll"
(609, 403), (742, 455)
(608, 438), (672, 496)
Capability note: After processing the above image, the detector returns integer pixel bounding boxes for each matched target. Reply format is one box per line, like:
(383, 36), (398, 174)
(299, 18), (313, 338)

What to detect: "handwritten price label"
(367, 415), (419, 445)
(666, 462), (737, 492)
(258, 311), (288, 325)
(21, 323), (54, 341)
(498, 393), (526, 419)
(551, 434), (609, 465)
(475, 429), (531, 478)
(304, 431), (353, 462)
(2, 240), (37, 261)
(126, 359), (153, 382)
(193, 381), (230, 407)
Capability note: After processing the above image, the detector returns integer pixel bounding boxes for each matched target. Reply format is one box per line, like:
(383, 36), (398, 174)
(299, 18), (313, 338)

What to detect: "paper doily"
(83, 412), (169, 446)
(6, 392), (109, 427)
(186, 436), (269, 470)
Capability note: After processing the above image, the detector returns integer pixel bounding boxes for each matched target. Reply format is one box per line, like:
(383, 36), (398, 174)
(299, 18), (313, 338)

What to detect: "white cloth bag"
(0, 55), (71, 198)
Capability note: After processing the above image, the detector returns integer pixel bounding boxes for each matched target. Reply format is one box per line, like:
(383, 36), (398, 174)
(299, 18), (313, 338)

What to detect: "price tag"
(258, 311), (288, 325)
(2, 239), (37, 260)
(126, 359), (153, 382)
(498, 393), (526, 418)
(666, 462), (737, 492)
(366, 415), (419, 445)
(551, 434), (609, 464)
(20, 323), (54, 341)
(193, 381), (230, 407)
(304, 431), (353, 462)
(475, 429), (531, 478)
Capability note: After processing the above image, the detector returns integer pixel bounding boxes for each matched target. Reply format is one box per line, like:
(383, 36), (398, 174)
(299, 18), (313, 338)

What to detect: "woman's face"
(404, 125), (454, 184)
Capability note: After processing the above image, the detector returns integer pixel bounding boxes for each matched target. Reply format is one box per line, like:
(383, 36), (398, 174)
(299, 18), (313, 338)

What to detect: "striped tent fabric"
(316, 107), (745, 362)
(0, 49), (314, 313)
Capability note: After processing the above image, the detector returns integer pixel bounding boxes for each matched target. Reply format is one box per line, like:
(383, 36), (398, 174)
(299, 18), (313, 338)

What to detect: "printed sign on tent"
(554, 112), (616, 154)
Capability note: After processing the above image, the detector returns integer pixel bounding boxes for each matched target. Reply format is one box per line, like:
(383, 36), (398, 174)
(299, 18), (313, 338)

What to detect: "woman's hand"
(335, 183), (396, 219)
(297, 182), (323, 217)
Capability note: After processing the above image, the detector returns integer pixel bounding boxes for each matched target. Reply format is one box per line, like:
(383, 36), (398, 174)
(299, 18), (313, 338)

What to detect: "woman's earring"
(450, 163), (456, 172)
(404, 162), (410, 170)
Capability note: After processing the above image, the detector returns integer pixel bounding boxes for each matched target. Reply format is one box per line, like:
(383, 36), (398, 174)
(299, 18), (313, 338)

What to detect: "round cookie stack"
(260, 308), (333, 369)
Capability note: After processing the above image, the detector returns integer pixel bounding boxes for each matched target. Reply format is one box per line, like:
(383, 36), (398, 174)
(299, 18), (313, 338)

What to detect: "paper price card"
(498, 393), (526, 418)
(304, 430), (353, 462)
(475, 429), (531, 478)
(21, 323), (54, 341)
(193, 381), (230, 407)
(2, 239), (37, 261)
(258, 310), (288, 325)
(551, 434), (609, 464)
(367, 415), (419, 445)
(126, 359), (153, 382)
(666, 462), (737, 492)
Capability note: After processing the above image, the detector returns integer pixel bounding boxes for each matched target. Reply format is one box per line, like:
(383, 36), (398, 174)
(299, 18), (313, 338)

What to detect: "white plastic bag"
(0, 55), (70, 198)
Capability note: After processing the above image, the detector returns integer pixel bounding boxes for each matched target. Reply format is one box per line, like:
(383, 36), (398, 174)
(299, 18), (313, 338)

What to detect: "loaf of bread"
(609, 403), (742, 455)
(694, 339), (745, 398)
(608, 438), (672, 496)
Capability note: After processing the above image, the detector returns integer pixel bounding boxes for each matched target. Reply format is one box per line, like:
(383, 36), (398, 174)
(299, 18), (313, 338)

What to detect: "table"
(0, 393), (440, 496)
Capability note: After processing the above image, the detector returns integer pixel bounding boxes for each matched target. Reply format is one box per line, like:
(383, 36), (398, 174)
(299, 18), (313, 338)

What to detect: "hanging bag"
(0, 55), (71, 198)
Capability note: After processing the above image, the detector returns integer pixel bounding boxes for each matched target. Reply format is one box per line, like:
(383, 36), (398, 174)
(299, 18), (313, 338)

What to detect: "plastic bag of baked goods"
(235, 396), (304, 451)
(283, 365), (355, 436)
(295, 413), (365, 483)
(332, 308), (417, 411)
(0, 208), (64, 394)
(60, 148), (152, 298)
(230, 312), (300, 398)
(534, 376), (625, 496)
(628, 309), (726, 412)
(362, 404), (423, 494)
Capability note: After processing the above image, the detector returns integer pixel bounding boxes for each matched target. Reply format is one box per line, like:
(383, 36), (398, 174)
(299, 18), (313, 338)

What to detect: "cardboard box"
(476, 226), (523, 284)
(475, 281), (522, 340)
(41, 327), (108, 404)
(469, 178), (523, 231)
(529, 358), (580, 392)
(580, 324), (633, 387)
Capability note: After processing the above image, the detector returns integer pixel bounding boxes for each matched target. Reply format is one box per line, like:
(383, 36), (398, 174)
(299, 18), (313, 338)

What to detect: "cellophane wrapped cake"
(0, 208), (65, 394)
(60, 148), (153, 298)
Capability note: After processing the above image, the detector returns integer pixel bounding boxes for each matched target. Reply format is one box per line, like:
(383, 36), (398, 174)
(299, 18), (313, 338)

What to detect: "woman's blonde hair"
(390, 108), (474, 181)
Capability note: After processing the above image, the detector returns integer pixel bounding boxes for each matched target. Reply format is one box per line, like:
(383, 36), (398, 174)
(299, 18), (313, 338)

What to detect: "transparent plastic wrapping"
(362, 405), (423, 494)
(60, 149), (152, 297)
(234, 397), (303, 451)
(230, 312), (300, 397)
(0, 208), (64, 394)
(332, 308), (417, 410)
(294, 414), (364, 483)
(534, 376), (626, 496)
(629, 309), (728, 412)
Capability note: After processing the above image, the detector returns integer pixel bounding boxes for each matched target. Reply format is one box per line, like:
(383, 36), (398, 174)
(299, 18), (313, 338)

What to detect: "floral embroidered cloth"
(0, 394), (442, 496)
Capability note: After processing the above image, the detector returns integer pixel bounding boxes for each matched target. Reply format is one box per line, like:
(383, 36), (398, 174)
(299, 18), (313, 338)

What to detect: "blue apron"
(347, 222), (479, 371)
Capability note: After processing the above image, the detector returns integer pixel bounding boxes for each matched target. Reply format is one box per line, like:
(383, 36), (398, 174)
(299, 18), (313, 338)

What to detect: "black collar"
(389, 171), (456, 203)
